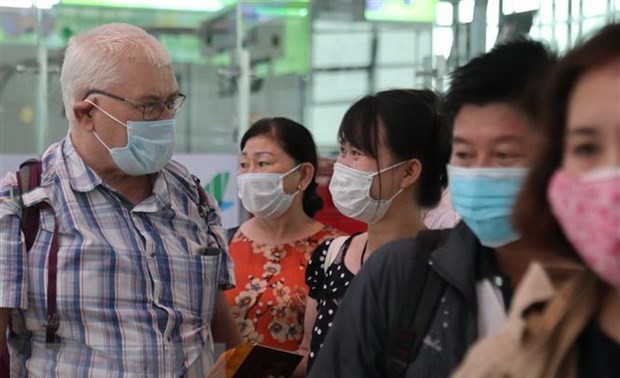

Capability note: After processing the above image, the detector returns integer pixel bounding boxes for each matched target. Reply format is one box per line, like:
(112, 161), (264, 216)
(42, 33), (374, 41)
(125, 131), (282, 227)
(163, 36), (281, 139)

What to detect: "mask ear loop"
(293, 162), (321, 193)
(368, 159), (410, 198)
(371, 159), (410, 177)
(282, 164), (302, 177)
(293, 163), (311, 193)
(280, 164), (303, 197)
(84, 99), (128, 128)
(367, 159), (411, 222)
(390, 159), (417, 201)
(84, 99), (130, 152)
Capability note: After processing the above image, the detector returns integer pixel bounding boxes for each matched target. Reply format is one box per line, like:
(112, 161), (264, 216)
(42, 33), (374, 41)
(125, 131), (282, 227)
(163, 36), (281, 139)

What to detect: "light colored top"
(476, 279), (508, 338)
(0, 136), (235, 377)
(424, 189), (460, 229)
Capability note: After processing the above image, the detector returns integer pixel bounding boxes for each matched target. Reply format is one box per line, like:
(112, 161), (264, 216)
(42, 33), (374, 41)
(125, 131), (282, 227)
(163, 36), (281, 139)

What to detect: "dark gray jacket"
(308, 222), (486, 378)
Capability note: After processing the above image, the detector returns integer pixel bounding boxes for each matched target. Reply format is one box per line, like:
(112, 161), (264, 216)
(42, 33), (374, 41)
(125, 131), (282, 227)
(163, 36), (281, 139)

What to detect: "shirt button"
(494, 276), (503, 287)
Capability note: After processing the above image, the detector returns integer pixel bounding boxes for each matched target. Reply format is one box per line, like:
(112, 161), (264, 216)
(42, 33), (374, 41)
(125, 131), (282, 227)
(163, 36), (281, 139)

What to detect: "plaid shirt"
(0, 137), (235, 377)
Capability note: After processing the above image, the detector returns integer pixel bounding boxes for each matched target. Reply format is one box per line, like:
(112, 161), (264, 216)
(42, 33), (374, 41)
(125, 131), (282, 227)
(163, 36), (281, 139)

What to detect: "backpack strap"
(17, 159), (43, 250)
(386, 229), (448, 378)
(15, 158), (60, 343)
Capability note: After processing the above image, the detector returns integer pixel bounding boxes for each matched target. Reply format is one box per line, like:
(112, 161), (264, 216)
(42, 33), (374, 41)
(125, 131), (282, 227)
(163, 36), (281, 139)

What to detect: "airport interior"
(0, 0), (619, 226)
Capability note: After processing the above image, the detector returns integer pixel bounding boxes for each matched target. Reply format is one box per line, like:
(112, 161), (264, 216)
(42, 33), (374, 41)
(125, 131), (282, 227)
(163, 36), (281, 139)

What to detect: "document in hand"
(206, 342), (302, 378)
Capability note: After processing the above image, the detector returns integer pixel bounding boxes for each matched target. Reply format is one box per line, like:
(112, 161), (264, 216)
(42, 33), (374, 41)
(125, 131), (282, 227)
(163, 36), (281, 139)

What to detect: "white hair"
(60, 23), (172, 124)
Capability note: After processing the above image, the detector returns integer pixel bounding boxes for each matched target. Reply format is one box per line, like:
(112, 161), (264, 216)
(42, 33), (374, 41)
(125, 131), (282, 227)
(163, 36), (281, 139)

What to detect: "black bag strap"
(386, 229), (448, 378)
(15, 158), (60, 343)
(226, 226), (240, 243)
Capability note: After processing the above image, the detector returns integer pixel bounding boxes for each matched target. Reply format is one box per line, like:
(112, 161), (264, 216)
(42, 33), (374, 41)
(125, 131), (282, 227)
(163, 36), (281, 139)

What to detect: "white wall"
(0, 153), (241, 228)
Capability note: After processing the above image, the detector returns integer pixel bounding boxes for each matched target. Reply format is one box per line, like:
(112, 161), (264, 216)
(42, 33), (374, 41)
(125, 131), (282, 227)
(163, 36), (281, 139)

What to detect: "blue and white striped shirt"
(0, 136), (235, 377)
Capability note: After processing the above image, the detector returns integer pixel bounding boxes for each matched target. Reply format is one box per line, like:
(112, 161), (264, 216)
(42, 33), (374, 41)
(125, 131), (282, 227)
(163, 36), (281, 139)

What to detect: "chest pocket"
(197, 248), (222, 322)
(162, 242), (222, 323)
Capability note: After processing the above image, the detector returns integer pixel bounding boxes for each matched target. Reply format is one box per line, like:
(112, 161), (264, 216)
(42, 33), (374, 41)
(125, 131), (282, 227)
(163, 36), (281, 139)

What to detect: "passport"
(207, 342), (302, 378)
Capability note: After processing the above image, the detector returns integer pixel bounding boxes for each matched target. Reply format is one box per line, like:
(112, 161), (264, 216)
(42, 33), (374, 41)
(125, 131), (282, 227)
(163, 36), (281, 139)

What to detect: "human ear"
(297, 163), (316, 191)
(401, 159), (422, 189)
(73, 101), (95, 131)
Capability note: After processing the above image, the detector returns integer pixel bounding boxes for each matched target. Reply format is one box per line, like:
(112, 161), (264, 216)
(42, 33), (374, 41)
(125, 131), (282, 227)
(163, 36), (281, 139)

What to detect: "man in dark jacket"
(308, 39), (556, 378)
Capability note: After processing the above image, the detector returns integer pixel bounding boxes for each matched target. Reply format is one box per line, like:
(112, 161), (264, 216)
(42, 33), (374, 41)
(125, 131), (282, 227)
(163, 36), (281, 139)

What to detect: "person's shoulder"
(370, 237), (419, 265)
(0, 171), (18, 194)
(316, 223), (347, 240)
(309, 236), (338, 258)
(163, 159), (193, 182)
(162, 159), (204, 198)
(41, 141), (65, 183)
(359, 237), (420, 287)
(363, 229), (454, 283)
(0, 140), (64, 195)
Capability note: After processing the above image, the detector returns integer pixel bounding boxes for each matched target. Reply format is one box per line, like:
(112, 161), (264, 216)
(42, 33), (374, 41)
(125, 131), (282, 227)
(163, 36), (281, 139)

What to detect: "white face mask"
(86, 100), (175, 176)
(237, 165), (301, 219)
(329, 161), (406, 225)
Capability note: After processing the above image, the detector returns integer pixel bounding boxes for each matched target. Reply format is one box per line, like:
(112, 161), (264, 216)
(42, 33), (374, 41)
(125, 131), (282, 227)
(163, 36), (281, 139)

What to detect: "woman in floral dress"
(225, 118), (344, 355)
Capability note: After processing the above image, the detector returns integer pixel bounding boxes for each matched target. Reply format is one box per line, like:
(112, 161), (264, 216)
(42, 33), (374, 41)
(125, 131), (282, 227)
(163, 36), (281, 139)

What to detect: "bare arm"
(292, 296), (318, 377)
(0, 308), (9, 355)
(211, 290), (241, 349)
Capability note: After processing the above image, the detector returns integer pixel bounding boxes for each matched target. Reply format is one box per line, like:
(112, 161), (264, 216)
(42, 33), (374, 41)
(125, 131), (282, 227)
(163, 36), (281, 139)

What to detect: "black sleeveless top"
(305, 234), (361, 371)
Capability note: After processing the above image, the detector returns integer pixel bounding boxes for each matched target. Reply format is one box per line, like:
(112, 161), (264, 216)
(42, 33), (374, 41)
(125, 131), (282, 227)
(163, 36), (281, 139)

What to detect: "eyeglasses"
(83, 89), (186, 121)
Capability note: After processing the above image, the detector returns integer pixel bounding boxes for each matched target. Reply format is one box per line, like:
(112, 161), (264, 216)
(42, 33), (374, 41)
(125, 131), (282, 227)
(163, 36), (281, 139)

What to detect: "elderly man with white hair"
(0, 23), (239, 377)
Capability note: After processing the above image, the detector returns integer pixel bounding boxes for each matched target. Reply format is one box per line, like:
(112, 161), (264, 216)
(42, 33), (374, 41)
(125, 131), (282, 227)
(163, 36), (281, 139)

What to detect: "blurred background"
(0, 0), (618, 228)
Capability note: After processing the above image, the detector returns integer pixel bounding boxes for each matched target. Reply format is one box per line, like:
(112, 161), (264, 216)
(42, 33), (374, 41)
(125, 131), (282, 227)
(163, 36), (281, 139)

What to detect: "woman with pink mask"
(453, 23), (620, 377)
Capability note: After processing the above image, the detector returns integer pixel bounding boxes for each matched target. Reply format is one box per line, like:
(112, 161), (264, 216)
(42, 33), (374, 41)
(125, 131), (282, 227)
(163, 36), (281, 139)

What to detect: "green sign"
(365, 0), (437, 23)
(60, 0), (224, 12)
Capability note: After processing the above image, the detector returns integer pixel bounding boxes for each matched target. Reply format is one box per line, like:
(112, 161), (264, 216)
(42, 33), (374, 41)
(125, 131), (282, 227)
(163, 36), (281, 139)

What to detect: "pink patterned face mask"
(548, 168), (620, 290)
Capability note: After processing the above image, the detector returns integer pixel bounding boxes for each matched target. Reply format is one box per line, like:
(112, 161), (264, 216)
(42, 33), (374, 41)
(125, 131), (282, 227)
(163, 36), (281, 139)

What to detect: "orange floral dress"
(225, 225), (344, 351)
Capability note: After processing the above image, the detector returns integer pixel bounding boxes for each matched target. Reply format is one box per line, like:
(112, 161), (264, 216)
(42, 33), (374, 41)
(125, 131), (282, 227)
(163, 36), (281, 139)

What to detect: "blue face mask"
(87, 100), (175, 176)
(447, 165), (528, 248)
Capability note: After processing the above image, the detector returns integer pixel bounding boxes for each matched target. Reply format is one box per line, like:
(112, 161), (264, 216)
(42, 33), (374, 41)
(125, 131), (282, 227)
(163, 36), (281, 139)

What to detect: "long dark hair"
(514, 23), (620, 256)
(240, 117), (323, 217)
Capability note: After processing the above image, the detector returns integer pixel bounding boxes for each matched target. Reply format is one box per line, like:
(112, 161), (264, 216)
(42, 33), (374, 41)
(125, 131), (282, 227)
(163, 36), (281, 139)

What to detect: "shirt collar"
(62, 135), (103, 193)
(507, 260), (596, 334)
(476, 246), (513, 310)
(62, 135), (172, 210)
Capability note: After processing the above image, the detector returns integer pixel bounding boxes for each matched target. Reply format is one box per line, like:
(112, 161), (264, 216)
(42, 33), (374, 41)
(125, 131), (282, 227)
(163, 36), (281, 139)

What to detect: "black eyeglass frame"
(83, 89), (186, 121)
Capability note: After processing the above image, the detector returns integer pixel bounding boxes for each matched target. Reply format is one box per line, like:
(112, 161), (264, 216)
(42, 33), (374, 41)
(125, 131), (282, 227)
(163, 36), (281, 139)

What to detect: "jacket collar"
(509, 259), (590, 323)
(431, 221), (482, 306)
